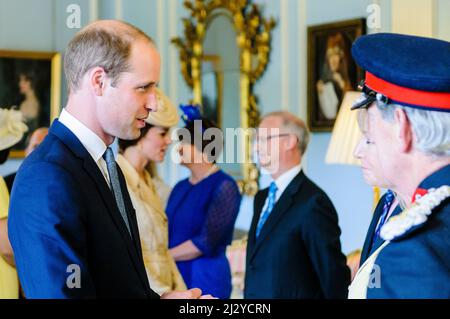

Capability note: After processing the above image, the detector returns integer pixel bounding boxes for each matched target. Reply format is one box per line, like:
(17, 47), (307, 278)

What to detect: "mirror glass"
(202, 9), (242, 180)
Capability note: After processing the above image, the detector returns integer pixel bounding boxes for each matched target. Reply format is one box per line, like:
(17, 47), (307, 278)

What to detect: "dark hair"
(178, 117), (223, 162)
(0, 148), (11, 165)
(118, 123), (154, 152)
(19, 71), (38, 91)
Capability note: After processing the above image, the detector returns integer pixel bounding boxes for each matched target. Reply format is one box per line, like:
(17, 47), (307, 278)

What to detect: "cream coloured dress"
(348, 241), (389, 299)
(0, 176), (19, 299)
(117, 154), (186, 295)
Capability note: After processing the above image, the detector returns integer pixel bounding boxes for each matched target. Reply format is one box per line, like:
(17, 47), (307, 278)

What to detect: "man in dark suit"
(8, 20), (205, 299)
(348, 33), (450, 298)
(244, 111), (350, 299)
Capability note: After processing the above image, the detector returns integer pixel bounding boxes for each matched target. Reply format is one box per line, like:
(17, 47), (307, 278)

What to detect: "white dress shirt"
(260, 163), (302, 214)
(58, 108), (110, 185)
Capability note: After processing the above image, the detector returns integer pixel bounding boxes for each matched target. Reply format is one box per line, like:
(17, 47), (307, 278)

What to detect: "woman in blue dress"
(167, 106), (241, 299)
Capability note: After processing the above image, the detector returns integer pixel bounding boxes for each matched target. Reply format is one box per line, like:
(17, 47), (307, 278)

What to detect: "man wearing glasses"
(244, 111), (350, 299)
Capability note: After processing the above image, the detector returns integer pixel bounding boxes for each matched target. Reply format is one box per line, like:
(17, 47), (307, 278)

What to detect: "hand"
(332, 72), (345, 89)
(161, 288), (202, 299)
(316, 80), (324, 93)
(160, 288), (218, 299)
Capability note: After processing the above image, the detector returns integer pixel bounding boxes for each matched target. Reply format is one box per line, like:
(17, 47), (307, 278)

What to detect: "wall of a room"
(303, 0), (374, 254)
(1, 0), (449, 253)
(228, 0), (376, 254)
(0, 0), (92, 175)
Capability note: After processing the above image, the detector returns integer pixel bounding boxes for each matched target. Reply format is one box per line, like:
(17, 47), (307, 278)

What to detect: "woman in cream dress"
(117, 89), (186, 295)
(0, 109), (28, 299)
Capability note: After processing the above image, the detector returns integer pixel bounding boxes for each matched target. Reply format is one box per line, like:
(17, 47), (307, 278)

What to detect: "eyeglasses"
(254, 133), (292, 144)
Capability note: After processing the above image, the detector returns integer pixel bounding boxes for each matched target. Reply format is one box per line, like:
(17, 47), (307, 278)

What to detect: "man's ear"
(285, 134), (298, 151)
(394, 108), (413, 153)
(90, 67), (106, 96)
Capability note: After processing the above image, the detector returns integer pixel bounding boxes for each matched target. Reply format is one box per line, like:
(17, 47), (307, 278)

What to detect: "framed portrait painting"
(0, 50), (61, 157)
(307, 19), (365, 132)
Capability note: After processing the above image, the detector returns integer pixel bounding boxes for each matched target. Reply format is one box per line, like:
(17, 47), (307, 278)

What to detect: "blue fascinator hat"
(179, 104), (203, 125)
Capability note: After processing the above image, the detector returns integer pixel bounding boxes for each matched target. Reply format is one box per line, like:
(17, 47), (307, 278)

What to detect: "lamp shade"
(325, 91), (362, 165)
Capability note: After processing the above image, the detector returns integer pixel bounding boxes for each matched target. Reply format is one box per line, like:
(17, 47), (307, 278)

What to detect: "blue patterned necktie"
(256, 182), (278, 238)
(103, 147), (132, 237)
(372, 190), (395, 244)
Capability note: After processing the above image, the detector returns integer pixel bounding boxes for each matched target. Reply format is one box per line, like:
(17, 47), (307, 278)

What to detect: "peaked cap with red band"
(351, 33), (450, 112)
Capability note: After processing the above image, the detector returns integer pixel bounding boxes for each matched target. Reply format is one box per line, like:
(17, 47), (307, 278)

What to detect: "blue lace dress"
(166, 170), (241, 299)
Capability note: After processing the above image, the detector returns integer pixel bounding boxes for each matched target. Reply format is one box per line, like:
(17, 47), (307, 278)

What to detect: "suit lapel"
(116, 165), (152, 292)
(248, 171), (306, 262)
(82, 158), (134, 242)
(369, 204), (403, 255)
(360, 196), (385, 265)
(50, 120), (151, 293)
(116, 165), (144, 256)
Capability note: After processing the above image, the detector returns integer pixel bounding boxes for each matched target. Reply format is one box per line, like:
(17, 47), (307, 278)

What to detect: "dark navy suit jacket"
(8, 120), (159, 298)
(367, 164), (450, 298)
(244, 171), (350, 299)
(3, 172), (15, 193)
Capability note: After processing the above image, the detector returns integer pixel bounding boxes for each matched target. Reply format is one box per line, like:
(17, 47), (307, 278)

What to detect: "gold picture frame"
(172, 0), (276, 196)
(201, 54), (223, 128)
(0, 50), (61, 158)
(307, 19), (365, 132)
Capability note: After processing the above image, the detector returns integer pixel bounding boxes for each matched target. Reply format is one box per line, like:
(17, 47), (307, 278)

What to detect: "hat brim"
(146, 89), (179, 128)
(0, 134), (23, 151)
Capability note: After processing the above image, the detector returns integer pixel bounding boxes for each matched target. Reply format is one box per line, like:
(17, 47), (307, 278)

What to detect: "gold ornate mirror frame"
(172, 0), (276, 196)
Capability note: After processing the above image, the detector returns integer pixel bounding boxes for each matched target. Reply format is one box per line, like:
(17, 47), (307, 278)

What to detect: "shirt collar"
(273, 163), (302, 198)
(58, 109), (106, 163)
(58, 108), (108, 163)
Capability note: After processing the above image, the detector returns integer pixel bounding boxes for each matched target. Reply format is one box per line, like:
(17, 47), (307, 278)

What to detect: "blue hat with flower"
(179, 104), (203, 125)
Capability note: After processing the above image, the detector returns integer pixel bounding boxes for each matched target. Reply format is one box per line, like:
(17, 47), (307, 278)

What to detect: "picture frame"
(307, 19), (366, 132)
(0, 50), (61, 157)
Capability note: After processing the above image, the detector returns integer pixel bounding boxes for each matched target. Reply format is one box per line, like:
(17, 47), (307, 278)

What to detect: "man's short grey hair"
(261, 111), (310, 155)
(376, 100), (450, 157)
